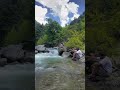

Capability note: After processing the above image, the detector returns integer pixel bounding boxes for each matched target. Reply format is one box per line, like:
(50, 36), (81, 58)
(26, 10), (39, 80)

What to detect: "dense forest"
(35, 13), (85, 50)
(0, 0), (34, 46)
(86, 0), (120, 56)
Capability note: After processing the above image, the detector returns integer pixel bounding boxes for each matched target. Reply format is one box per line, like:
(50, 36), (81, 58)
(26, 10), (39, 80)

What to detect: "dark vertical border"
(86, 0), (120, 90)
(0, 0), (35, 90)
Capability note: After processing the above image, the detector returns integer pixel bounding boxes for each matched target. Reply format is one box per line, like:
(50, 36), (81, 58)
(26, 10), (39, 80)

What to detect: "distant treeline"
(35, 13), (85, 50)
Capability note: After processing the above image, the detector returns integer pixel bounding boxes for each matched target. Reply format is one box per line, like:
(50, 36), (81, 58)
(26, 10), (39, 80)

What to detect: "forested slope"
(0, 0), (34, 46)
(36, 13), (85, 50)
(86, 0), (120, 56)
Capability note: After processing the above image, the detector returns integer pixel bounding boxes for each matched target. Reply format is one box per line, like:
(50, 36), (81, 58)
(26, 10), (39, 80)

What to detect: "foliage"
(36, 19), (62, 46)
(35, 14), (85, 49)
(45, 19), (62, 46)
(64, 14), (85, 50)
(0, 0), (34, 46)
(3, 20), (34, 45)
(64, 30), (85, 50)
(86, 0), (120, 56)
(35, 21), (45, 41)
(37, 35), (48, 45)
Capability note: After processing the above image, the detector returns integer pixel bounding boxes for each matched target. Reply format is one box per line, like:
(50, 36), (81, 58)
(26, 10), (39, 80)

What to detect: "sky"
(35, 0), (85, 27)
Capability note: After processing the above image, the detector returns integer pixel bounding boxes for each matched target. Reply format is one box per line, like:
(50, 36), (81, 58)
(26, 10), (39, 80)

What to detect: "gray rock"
(62, 52), (70, 58)
(0, 58), (7, 66)
(35, 50), (38, 54)
(1, 45), (25, 62)
(58, 46), (66, 56)
(24, 52), (34, 63)
(35, 45), (46, 52)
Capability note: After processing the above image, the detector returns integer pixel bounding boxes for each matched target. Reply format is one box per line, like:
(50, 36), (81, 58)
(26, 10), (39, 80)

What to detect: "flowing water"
(35, 48), (85, 90)
(0, 48), (85, 90)
(0, 63), (34, 90)
(35, 48), (63, 70)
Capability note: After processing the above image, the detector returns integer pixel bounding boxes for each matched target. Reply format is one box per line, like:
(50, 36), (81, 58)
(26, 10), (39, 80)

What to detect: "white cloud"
(36, 0), (79, 27)
(35, 5), (48, 25)
(67, 2), (79, 14)
(71, 14), (79, 21)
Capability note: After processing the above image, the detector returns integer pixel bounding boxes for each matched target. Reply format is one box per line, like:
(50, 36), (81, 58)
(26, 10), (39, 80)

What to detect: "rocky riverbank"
(35, 45), (49, 54)
(0, 44), (34, 67)
(86, 69), (120, 90)
(86, 56), (120, 90)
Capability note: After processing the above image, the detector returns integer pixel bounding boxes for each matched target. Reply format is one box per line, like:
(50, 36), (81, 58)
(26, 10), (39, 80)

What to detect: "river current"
(35, 48), (85, 90)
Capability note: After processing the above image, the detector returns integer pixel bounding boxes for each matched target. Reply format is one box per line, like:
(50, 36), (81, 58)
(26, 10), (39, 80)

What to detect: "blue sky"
(70, 0), (85, 14)
(35, 0), (85, 27)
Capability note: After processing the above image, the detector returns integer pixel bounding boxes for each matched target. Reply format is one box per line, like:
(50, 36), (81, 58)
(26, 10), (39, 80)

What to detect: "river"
(0, 63), (34, 90)
(35, 48), (85, 90)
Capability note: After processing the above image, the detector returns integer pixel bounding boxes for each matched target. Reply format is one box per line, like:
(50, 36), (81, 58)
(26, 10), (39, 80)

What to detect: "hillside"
(86, 0), (120, 56)
(36, 13), (85, 49)
(0, 0), (34, 46)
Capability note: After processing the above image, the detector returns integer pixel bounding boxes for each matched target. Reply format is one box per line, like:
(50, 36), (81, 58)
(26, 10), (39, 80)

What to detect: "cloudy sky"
(35, 0), (85, 27)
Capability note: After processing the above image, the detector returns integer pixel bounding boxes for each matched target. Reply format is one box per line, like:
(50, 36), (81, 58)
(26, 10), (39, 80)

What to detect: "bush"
(64, 30), (85, 50)
(36, 35), (48, 45)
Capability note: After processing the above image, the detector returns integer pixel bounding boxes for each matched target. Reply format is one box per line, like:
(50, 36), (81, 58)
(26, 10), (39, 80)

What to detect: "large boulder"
(35, 50), (38, 54)
(0, 45), (25, 62)
(58, 46), (67, 56)
(35, 45), (46, 52)
(24, 51), (34, 63)
(0, 58), (7, 67)
(35, 45), (49, 53)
